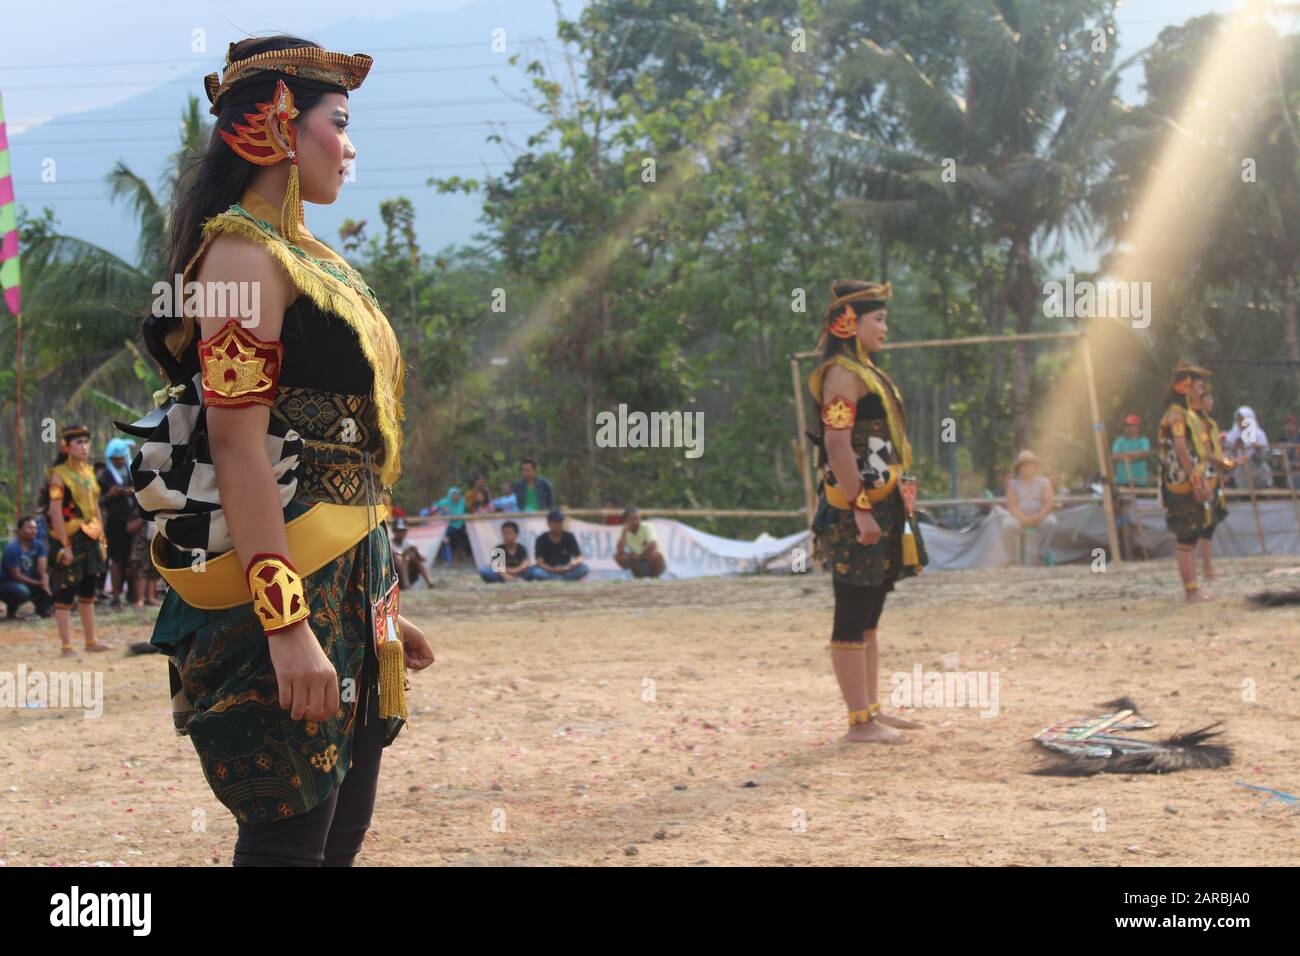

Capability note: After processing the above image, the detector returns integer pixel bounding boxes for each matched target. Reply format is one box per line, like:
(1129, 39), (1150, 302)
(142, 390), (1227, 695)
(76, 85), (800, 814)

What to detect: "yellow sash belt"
(824, 472), (899, 510)
(151, 502), (388, 610)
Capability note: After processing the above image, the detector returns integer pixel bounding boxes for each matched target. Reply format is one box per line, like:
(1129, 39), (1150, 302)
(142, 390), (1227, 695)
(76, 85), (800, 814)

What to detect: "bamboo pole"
(1282, 450), (1300, 535)
(790, 356), (817, 523)
(1242, 456), (1269, 554)
(1080, 338), (1124, 564)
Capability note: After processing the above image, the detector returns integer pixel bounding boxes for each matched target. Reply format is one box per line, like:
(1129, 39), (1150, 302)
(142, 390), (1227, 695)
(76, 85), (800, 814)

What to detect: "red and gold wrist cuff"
(245, 552), (310, 634)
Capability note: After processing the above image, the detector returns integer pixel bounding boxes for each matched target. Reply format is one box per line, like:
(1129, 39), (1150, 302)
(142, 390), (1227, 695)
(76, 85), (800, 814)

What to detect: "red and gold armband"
(821, 396), (857, 430)
(48, 484), (64, 501)
(198, 319), (284, 409)
(245, 552), (310, 635)
(1169, 420), (1187, 439)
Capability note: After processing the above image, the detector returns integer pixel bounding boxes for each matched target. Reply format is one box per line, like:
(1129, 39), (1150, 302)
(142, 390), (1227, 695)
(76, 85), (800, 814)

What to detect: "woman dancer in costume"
(1158, 362), (1218, 603)
(809, 280), (928, 743)
(42, 425), (112, 657)
(134, 36), (433, 866)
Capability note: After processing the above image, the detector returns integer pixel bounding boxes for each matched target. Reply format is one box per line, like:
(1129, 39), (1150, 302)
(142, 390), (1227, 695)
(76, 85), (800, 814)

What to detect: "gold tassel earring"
(281, 159), (301, 243)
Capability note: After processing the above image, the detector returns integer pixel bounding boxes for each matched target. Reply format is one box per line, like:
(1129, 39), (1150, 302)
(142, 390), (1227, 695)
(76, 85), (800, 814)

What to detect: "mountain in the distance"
(8, 0), (580, 263)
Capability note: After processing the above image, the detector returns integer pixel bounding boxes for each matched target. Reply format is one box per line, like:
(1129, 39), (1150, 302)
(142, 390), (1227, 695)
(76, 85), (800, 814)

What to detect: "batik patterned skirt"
(48, 530), (107, 597)
(812, 488), (928, 589)
(150, 516), (398, 824)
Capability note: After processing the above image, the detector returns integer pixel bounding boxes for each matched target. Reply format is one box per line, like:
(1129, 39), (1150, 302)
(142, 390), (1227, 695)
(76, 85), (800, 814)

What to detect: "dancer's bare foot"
(84, 642), (114, 653)
(844, 720), (907, 744)
(1184, 588), (1214, 604)
(60, 646), (77, 659)
(876, 710), (924, 730)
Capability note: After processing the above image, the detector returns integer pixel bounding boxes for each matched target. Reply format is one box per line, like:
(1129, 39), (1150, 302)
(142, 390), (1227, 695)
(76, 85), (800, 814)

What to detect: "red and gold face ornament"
(218, 80), (303, 241)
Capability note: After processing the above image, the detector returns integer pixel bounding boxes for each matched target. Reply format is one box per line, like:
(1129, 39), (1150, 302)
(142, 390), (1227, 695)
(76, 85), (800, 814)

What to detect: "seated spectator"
(2, 516), (54, 620)
(479, 520), (532, 583)
(1111, 413), (1151, 488)
(513, 458), (555, 513)
(1226, 405), (1272, 490)
(999, 450), (1058, 566)
(529, 510), (589, 581)
(390, 518), (433, 589)
(614, 507), (666, 578)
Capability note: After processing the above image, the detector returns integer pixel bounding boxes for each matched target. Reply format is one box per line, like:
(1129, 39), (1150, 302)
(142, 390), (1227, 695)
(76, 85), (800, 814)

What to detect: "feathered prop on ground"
(1031, 697), (1232, 776)
(1247, 589), (1300, 608)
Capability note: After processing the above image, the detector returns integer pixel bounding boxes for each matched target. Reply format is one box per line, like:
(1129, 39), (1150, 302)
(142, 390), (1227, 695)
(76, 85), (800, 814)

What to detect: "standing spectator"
(492, 482), (519, 513)
(429, 486), (471, 564)
(512, 459), (555, 513)
(1225, 405), (1272, 490)
(126, 518), (161, 607)
(464, 473), (496, 513)
(97, 437), (138, 609)
(1277, 414), (1300, 488)
(2, 517), (54, 620)
(602, 496), (624, 526)
(479, 520), (532, 583)
(1111, 413), (1151, 487)
(999, 450), (1058, 566)
(529, 510), (589, 581)
(614, 507), (666, 578)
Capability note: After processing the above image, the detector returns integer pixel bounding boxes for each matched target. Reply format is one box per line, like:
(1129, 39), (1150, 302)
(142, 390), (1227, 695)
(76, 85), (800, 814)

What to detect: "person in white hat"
(1001, 450), (1057, 566)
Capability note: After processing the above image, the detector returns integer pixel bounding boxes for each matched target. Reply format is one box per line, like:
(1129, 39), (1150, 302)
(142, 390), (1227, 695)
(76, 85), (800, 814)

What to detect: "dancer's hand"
(58, 549), (72, 566)
(268, 621), (339, 721)
(398, 614), (435, 670)
(855, 510), (882, 546)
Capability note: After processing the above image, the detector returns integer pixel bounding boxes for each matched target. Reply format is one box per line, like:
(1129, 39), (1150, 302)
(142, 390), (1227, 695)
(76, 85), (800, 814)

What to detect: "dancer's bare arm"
(198, 236), (338, 722)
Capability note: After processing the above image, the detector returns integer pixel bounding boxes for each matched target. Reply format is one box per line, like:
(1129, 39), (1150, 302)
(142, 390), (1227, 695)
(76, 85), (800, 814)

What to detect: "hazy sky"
(1, 0), (1292, 264)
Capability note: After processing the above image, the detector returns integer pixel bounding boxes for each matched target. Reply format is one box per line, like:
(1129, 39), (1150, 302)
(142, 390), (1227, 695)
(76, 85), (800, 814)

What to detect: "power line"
(0, 37), (562, 71)
(7, 119), (549, 149)
(3, 62), (533, 91)
(11, 97), (541, 126)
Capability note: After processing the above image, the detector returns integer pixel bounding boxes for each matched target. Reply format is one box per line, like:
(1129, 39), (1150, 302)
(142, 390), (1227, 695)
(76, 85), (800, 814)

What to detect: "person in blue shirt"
(1112, 413), (1151, 487)
(2, 516), (54, 619)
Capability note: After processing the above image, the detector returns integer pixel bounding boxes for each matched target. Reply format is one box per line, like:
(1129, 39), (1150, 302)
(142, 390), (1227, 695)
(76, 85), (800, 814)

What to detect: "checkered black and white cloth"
(129, 372), (303, 555)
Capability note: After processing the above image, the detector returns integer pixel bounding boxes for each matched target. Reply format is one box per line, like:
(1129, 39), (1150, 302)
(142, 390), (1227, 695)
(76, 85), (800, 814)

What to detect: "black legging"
(232, 676), (386, 867)
(832, 578), (889, 643)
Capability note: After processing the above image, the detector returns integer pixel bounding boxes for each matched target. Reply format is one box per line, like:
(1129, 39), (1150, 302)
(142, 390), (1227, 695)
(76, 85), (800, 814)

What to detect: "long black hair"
(143, 35), (335, 384)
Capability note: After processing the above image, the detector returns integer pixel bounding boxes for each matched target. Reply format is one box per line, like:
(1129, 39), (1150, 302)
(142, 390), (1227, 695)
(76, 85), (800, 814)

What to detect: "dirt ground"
(2, 555), (1298, 867)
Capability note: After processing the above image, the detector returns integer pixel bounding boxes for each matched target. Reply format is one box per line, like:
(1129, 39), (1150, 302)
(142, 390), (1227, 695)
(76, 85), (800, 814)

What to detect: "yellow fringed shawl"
(165, 190), (405, 488)
(807, 344), (914, 474)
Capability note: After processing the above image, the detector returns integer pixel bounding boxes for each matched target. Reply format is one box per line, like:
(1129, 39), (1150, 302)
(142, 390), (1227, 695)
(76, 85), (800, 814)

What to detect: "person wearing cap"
(529, 511), (589, 580)
(97, 436), (139, 609)
(390, 518), (433, 589)
(1111, 414), (1151, 488)
(1158, 361), (1219, 602)
(614, 507), (666, 578)
(1001, 450), (1057, 566)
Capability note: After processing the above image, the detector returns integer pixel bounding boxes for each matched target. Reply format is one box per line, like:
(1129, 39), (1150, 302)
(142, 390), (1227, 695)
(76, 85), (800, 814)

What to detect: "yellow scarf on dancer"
(163, 189), (406, 489)
(808, 343), (914, 475)
(49, 460), (102, 539)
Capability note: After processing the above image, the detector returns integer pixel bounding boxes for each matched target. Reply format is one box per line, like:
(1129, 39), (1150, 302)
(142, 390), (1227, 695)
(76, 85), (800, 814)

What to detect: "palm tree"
(832, 0), (1136, 453)
(2, 95), (209, 504)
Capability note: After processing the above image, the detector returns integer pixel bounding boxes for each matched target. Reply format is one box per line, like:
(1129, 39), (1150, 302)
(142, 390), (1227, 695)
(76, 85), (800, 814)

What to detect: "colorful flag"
(0, 89), (18, 318)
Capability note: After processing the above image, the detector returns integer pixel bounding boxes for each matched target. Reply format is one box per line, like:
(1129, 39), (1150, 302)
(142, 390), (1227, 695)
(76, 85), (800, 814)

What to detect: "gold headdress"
(1171, 360), (1211, 395)
(205, 44), (373, 242)
(204, 43), (372, 117)
(825, 281), (892, 338)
